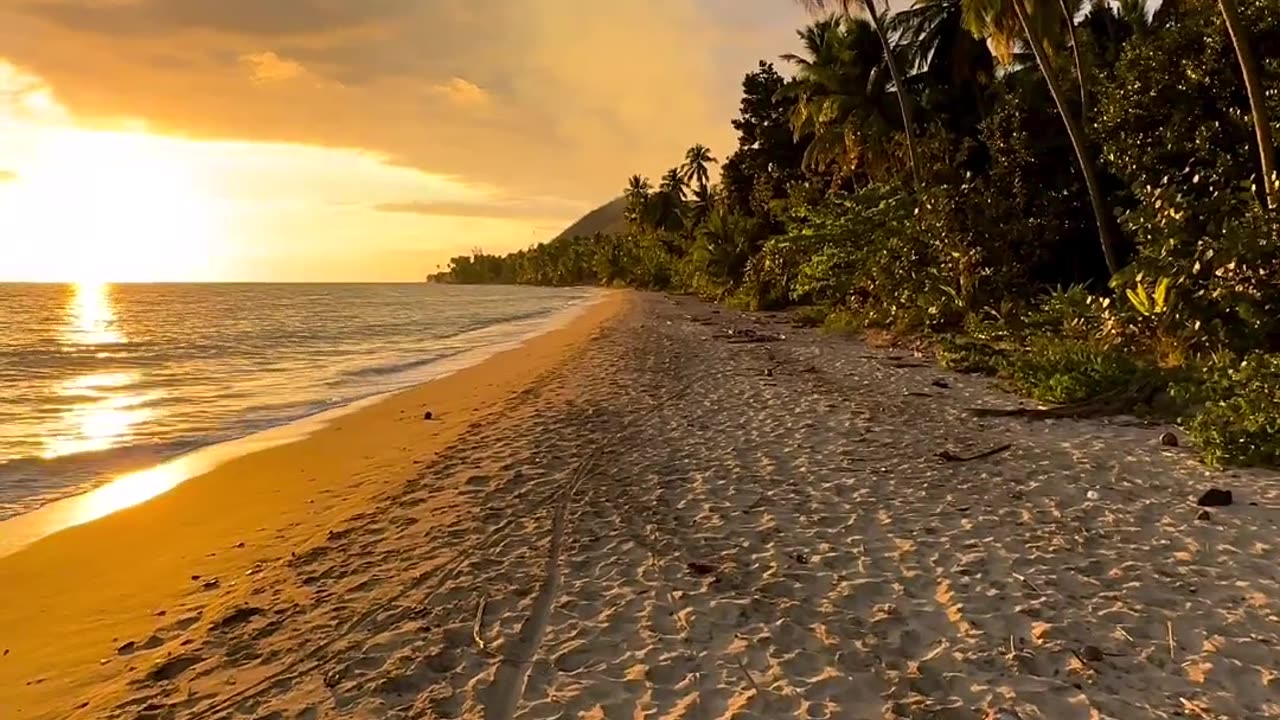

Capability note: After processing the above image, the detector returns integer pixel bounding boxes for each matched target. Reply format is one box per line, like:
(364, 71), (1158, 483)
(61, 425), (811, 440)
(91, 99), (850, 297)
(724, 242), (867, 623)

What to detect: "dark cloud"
(21, 0), (416, 36)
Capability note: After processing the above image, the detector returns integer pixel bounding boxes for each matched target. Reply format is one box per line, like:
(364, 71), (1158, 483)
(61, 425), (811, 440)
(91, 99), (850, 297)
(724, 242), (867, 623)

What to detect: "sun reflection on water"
(64, 281), (125, 346)
(44, 282), (155, 459)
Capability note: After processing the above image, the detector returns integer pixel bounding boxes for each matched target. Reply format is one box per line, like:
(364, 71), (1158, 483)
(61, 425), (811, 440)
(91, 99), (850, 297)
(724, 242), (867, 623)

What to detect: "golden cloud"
(239, 51), (307, 84)
(431, 77), (488, 108)
(0, 0), (807, 203)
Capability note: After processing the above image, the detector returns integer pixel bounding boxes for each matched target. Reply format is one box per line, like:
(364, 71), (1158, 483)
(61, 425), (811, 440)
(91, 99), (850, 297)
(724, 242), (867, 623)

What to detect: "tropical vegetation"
(431, 0), (1280, 467)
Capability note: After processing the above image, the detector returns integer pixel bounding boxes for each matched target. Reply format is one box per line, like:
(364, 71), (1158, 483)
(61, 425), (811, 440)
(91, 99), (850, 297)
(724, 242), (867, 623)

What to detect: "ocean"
(0, 282), (596, 522)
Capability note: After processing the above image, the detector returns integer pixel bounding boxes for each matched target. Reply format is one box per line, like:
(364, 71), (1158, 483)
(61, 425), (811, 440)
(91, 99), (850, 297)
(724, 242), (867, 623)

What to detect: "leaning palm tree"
(681, 144), (718, 192)
(797, 0), (922, 187)
(964, 0), (1122, 275)
(1057, 0), (1088, 120)
(1216, 0), (1278, 208)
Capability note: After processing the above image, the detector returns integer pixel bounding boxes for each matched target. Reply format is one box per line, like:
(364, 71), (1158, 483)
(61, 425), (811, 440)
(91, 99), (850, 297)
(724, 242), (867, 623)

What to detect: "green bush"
(937, 336), (1008, 375)
(1001, 336), (1154, 404)
(1114, 181), (1280, 352)
(1179, 353), (1280, 467)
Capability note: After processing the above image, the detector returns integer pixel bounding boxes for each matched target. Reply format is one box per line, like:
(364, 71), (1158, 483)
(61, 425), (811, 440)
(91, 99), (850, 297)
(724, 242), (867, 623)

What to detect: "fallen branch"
(735, 657), (760, 694)
(937, 443), (1013, 463)
(473, 596), (500, 658)
(1011, 571), (1042, 594)
(968, 379), (1160, 420)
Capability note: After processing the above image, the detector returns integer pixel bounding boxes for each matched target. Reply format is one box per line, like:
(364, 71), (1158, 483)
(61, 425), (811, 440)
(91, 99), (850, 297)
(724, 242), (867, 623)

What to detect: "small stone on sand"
(1159, 432), (1179, 447)
(1197, 488), (1233, 507)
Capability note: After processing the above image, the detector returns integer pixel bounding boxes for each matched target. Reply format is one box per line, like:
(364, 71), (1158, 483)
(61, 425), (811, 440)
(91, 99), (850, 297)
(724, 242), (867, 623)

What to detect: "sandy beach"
(4, 290), (1280, 720)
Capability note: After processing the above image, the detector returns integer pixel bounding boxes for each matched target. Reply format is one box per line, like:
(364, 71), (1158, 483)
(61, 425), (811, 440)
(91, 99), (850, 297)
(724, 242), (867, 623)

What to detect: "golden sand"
(0, 292), (624, 718)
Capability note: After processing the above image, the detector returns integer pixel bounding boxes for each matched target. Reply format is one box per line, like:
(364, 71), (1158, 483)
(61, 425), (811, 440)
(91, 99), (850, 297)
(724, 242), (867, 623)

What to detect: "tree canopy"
(431, 0), (1280, 466)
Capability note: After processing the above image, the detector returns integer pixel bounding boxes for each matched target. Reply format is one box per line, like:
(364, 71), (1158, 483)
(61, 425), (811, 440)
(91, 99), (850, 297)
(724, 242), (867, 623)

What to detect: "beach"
(4, 290), (1280, 720)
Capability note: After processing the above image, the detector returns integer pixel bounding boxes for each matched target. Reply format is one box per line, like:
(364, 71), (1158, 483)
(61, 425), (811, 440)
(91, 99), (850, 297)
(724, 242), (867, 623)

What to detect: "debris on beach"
(937, 444), (1013, 463)
(1196, 488), (1233, 507)
(686, 561), (717, 576)
(717, 327), (785, 344)
(214, 606), (263, 630)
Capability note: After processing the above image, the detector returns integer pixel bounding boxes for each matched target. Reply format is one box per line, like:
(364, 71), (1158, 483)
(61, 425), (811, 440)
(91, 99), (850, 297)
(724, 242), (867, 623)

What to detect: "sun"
(1, 129), (223, 283)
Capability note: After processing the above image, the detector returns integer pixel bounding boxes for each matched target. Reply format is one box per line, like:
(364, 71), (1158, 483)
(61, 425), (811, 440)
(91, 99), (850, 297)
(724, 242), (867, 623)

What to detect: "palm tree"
(625, 174), (651, 197)
(685, 183), (718, 227)
(652, 168), (688, 232)
(1057, 0), (1088, 120)
(965, 0), (1122, 275)
(890, 0), (995, 128)
(782, 16), (902, 180)
(1216, 0), (1278, 209)
(624, 174), (653, 227)
(797, 0), (922, 187)
(681, 144), (718, 192)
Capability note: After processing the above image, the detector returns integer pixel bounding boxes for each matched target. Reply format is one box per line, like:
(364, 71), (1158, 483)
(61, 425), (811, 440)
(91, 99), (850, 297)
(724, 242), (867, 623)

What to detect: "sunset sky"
(0, 0), (811, 282)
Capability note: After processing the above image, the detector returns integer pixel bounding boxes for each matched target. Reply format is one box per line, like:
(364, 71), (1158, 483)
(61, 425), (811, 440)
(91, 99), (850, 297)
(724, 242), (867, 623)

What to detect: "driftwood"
(936, 443), (1013, 462)
(716, 327), (787, 344)
(968, 379), (1160, 420)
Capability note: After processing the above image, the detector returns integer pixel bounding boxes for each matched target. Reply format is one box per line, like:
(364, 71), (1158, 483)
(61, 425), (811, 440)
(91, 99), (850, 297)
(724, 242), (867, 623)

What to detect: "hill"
(550, 197), (627, 241)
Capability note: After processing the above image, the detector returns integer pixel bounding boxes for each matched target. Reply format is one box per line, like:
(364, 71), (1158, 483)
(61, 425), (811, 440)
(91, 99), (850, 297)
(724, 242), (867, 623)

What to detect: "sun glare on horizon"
(0, 62), (225, 282)
(1, 129), (224, 283)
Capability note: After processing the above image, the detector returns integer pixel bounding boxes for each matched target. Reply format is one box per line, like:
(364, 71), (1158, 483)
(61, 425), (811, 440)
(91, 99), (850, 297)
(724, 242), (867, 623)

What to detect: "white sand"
(13, 292), (1280, 720)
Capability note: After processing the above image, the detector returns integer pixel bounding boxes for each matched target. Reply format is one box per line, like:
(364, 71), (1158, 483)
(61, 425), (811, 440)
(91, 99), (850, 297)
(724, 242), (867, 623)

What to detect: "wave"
(338, 354), (448, 380)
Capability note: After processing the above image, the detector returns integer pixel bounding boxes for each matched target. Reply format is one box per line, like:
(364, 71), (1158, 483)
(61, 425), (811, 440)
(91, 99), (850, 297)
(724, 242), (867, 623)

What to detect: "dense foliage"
(431, 0), (1280, 467)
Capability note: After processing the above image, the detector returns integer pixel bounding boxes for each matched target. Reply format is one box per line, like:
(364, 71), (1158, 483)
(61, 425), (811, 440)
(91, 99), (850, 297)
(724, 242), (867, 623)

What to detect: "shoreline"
(0, 291), (625, 718)
(0, 293), (604, 557)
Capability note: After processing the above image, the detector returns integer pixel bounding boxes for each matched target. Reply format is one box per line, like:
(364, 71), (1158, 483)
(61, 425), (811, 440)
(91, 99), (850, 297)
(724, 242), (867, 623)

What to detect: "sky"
(0, 0), (811, 281)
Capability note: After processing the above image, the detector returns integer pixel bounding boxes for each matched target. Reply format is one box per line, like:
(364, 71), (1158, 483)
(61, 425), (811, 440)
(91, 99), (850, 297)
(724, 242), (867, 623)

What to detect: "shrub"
(1179, 353), (1280, 467)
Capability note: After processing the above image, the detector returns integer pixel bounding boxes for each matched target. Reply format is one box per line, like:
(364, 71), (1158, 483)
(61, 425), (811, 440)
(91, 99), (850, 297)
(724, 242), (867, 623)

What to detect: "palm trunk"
(863, 0), (922, 187)
(1217, 0), (1278, 209)
(1012, 0), (1121, 276)
(1059, 0), (1088, 121)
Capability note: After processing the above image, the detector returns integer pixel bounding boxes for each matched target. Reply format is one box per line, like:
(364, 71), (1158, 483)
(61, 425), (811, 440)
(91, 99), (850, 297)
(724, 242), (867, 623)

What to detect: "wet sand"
(5, 291), (1280, 720)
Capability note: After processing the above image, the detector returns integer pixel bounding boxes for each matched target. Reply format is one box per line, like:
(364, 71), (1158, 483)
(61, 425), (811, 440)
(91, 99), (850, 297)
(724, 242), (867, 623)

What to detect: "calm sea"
(0, 283), (595, 521)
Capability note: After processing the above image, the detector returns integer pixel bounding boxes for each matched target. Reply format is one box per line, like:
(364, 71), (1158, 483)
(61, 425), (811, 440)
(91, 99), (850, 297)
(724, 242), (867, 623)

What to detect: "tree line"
(432, 0), (1280, 466)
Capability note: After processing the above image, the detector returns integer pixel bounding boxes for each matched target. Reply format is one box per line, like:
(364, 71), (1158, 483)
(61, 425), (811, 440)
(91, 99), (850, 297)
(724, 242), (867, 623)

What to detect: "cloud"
(239, 51), (306, 84)
(0, 0), (809, 204)
(431, 77), (488, 107)
(20, 0), (416, 37)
